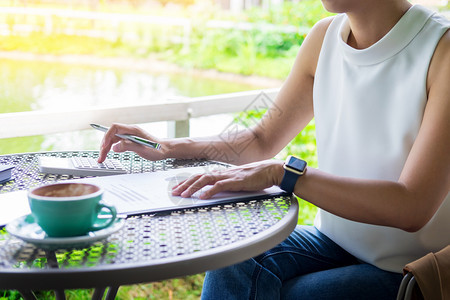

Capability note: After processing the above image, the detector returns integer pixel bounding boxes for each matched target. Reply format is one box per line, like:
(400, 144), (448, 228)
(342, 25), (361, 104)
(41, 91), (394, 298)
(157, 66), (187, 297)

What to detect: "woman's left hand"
(172, 160), (285, 199)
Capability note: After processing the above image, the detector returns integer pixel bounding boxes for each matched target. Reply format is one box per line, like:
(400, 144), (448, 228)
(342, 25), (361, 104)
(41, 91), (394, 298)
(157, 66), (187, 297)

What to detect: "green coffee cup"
(28, 182), (116, 237)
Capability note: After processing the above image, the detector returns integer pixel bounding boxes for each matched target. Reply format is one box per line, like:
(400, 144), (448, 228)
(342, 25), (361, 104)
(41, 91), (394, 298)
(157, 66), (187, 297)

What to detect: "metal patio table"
(0, 151), (298, 300)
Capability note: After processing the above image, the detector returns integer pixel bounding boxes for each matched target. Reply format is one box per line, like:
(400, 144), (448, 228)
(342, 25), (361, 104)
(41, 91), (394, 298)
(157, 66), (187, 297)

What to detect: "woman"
(98, 0), (449, 298)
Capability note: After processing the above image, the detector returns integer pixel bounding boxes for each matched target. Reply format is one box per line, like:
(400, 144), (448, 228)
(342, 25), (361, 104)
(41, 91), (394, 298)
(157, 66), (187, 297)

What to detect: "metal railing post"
(167, 119), (190, 138)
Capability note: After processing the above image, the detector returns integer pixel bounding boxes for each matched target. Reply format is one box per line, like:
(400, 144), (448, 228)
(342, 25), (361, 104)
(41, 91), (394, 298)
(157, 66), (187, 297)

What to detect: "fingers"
(98, 136), (118, 163)
(199, 179), (238, 199)
(112, 139), (145, 154)
(170, 160), (284, 200)
(172, 169), (246, 199)
(97, 123), (162, 162)
(98, 124), (121, 162)
(172, 176), (243, 200)
(172, 172), (221, 198)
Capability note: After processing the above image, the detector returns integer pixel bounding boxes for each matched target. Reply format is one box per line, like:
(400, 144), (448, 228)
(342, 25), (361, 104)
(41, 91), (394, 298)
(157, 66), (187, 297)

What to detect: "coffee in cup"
(28, 182), (116, 237)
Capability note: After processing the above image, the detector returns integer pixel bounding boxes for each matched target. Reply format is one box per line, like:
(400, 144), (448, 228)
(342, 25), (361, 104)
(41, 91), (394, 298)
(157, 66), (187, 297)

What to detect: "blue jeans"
(201, 226), (403, 299)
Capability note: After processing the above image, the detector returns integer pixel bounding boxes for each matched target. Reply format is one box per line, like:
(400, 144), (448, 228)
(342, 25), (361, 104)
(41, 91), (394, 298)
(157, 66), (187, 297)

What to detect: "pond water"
(0, 58), (263, 155)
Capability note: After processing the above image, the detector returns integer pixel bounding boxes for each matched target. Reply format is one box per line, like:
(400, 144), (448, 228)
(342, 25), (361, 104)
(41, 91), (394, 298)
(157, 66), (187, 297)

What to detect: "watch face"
(287, 156), (307, 172)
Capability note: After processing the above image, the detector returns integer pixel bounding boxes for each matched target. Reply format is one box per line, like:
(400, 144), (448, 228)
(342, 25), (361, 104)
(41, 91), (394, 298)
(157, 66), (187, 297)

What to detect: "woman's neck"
(346, 1), (412, 49)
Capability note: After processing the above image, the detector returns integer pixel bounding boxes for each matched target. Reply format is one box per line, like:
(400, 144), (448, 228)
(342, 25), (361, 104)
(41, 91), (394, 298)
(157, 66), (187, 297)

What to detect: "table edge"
(0, 197), (299, 290)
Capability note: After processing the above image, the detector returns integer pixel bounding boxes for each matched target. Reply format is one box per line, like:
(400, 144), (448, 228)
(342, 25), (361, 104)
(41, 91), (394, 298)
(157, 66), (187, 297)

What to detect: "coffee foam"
(34, 183), (99, 198)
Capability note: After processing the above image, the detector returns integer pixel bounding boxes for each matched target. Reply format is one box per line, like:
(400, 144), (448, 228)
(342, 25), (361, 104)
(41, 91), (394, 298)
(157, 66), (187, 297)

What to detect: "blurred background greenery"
(1, 0), (447, 298)
(0, 0), (332, 78)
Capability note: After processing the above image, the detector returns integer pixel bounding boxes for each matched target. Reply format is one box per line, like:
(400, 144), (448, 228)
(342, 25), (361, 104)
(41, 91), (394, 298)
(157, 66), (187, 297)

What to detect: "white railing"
(0, 88), (279, 139)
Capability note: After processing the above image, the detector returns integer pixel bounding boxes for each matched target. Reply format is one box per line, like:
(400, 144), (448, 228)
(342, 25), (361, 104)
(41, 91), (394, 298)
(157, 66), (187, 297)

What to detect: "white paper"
(75, 166), (285, 215)
(0, 166), (285, 226)
(0, 190), (30, 226)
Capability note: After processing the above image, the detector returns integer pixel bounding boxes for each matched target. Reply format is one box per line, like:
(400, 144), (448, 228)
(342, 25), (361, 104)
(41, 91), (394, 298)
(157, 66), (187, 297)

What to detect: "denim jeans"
(201, 225), (403, 300)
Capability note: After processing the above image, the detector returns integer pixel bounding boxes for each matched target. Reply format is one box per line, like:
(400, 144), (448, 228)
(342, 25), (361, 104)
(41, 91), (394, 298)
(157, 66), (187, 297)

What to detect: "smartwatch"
(280, 155), (307, 194)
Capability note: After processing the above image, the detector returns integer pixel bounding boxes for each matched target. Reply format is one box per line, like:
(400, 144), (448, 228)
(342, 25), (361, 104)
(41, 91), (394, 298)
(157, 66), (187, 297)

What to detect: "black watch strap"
(280, 171), (299, 194)
(280, 156), (307, 194)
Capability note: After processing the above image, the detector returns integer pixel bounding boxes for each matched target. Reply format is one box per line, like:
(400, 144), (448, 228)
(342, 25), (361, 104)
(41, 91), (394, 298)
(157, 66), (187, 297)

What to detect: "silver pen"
(90, 124), (161, 150)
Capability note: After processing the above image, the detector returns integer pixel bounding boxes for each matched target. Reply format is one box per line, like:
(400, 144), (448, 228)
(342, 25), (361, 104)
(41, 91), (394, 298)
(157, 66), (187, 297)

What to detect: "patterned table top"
(0, 151), (298, 291)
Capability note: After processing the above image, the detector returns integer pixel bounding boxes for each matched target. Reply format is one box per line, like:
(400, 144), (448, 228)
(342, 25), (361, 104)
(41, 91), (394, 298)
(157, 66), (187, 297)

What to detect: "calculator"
(38, 156), (128, 177)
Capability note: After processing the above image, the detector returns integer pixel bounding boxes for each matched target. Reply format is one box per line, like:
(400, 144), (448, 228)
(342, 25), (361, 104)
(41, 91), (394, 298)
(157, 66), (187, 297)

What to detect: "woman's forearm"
(294, 167), (446, 232)
(163, 127), (272, 165)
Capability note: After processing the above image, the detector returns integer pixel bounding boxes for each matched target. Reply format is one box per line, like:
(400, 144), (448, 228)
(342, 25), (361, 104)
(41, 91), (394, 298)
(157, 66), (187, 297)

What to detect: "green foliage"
(0, 290), (22, 300)
(0, 0), (332, 79)
(0, 274), (205, 299)
(244, 0), (332, 27)
(0, 34), (134, 57)
(117, 274), (204, 299)
(170, 26), (304, 78)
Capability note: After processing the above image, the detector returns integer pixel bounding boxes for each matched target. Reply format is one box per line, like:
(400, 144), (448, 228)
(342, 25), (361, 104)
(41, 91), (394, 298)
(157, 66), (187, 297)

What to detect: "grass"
(0, 274), (205, 299)
(117, 275), (204, 299)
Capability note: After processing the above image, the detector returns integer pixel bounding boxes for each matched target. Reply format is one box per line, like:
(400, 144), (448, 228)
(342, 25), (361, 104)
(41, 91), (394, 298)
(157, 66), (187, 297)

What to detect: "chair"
(396, 245), (450, 300)
(396, 272), (421, 300)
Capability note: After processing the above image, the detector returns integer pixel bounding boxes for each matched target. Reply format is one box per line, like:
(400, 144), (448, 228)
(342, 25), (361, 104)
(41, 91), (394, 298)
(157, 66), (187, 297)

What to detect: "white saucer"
(5, 214), (125, 250)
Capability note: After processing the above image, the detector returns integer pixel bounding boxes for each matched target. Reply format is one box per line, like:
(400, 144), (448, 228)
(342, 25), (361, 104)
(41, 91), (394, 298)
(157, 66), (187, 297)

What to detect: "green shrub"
(0, 0), (332, 79)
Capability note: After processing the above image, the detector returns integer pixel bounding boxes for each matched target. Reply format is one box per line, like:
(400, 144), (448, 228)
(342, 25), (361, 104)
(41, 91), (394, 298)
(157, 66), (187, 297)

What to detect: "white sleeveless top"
(313, 5), (450, 272)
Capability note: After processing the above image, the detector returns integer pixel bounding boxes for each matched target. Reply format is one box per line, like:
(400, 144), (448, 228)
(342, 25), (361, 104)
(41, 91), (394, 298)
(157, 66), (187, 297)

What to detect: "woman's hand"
(172, 160), (285, 199)
(98, 123), (167, 163)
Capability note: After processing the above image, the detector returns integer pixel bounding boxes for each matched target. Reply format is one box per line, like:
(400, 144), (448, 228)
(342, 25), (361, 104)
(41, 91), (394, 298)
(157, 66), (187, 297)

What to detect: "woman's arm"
(302, 30), (450, 232)
(174, 30), (450, 233)
(98, 18), (333, 165)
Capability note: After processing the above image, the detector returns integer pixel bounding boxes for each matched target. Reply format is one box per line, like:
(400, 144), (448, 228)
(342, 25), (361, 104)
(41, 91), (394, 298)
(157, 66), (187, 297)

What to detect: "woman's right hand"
(97, 123), (167, 163)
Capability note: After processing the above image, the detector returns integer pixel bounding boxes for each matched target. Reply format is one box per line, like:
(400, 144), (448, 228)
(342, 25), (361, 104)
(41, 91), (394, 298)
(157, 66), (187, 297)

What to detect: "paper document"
(0, 190), (30, 226)
(76, 166), (286, 215)
(0, 166), (286, 226)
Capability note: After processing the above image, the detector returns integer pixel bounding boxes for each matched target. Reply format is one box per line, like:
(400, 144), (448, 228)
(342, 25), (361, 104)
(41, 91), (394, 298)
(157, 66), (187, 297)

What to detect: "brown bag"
(403, 246), (450, 300)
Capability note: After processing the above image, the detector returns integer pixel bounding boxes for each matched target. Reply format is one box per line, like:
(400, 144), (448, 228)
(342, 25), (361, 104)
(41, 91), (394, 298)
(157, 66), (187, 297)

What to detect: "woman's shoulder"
(304, 15), (341, 57)
(285, 16), (338, 81)
(427, 28), (450, 94)
(309, 16), (335, 39)
(296, 16), (335, 76)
